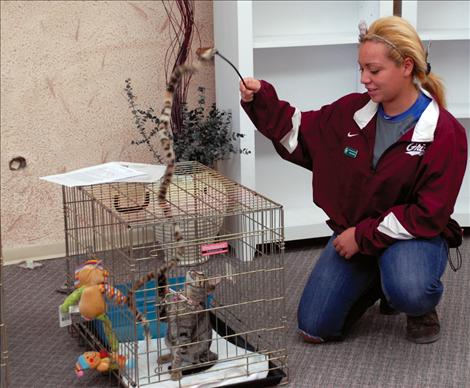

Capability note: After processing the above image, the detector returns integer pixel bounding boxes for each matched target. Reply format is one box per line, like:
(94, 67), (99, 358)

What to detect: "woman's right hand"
(240, 78), (261, 102)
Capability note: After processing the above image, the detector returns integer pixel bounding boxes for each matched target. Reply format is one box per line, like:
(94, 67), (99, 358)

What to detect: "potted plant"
(125, 81), (250, 168)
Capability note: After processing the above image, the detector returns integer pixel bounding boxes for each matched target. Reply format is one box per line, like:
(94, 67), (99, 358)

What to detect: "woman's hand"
(240, 78), (261, 102)
(333, 227), (360, 259)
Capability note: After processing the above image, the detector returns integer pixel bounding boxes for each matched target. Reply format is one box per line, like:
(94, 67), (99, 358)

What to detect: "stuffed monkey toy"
(75, 350), (111, 377)
(75, 350), (128, 377)
(60, 260), (126, 352)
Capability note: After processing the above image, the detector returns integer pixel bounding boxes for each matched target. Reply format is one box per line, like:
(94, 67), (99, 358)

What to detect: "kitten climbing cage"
(62, 161), (288, 387)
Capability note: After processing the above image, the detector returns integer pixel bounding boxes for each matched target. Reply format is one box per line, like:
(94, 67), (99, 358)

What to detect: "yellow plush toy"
(60, 259), (126, 352)
(75, 259), (107, 318)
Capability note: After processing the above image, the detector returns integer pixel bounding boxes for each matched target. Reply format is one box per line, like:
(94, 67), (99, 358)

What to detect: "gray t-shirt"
(373, 113), (416, 168)
(373, 91), (432, 169)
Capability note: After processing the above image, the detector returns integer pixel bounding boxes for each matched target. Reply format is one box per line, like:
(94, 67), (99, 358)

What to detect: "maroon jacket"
(242, 80), (467, 256)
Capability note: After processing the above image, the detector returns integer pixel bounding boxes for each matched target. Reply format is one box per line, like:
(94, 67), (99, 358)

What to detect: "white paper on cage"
(113, 162), (167, 183)
(120, 330), (269, 388)
(40, 162), (165, 187)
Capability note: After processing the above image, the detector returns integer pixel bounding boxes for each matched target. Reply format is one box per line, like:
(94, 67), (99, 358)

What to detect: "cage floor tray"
(120, 330), (269, 387)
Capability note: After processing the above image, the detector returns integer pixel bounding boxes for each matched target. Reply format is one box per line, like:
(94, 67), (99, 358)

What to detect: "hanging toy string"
(196, 47), (248, 89)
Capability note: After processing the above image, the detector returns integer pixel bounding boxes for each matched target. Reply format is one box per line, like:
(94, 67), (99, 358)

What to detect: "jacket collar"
(353, 88), (440, 142)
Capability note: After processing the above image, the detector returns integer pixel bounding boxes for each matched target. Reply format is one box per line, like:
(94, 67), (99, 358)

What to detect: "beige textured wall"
(1, 1), (215, 262)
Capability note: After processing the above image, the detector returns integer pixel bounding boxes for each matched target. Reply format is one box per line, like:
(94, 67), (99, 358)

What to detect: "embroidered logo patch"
(405, 143), (427, 156)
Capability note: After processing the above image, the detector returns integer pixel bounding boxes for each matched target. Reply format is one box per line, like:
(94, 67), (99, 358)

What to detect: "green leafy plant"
(125, 80), (250, 167)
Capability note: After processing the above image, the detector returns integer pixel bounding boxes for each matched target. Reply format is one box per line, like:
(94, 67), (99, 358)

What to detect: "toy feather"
(196, 47), (248, 89)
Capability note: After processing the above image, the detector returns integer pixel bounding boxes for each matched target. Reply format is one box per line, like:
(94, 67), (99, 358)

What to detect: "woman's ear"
(403, 57), (415, 77)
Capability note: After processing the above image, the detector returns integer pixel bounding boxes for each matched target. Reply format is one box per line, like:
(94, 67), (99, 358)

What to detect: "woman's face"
(358, 41), (413, 106)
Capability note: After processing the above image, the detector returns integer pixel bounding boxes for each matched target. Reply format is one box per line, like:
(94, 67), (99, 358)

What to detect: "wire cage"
(62, 161), (288, 387)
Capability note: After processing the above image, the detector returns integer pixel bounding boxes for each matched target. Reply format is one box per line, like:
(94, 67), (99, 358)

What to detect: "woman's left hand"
(333, 227), (360, 259)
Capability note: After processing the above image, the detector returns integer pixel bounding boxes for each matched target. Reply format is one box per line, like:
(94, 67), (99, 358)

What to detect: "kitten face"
(187, 270), (206, 288)
(187, 270), (221, 291)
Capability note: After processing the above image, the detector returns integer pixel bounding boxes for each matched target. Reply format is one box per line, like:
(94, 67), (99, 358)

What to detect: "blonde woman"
(240, 16), (467, 344)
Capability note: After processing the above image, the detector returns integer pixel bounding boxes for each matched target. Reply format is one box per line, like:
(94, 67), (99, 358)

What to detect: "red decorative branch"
(161, 0), (202, 135)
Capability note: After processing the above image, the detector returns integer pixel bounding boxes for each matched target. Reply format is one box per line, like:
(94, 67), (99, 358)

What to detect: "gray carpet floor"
(4, 233), (469, 388)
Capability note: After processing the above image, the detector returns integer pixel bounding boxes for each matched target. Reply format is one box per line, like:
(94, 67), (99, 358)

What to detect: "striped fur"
(156, 49), (216, 263)
(158, 270), (219, 381)
(128, 48), (216, 342)
(126, 258), (178, 338)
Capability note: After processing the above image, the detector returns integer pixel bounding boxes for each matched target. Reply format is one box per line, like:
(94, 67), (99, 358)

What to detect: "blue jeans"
(297, 235), (448, 342)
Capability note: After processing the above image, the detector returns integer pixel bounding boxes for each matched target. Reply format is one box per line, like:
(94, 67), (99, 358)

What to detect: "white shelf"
(454, 195), (470, 227)
(454, 141), (470, 226)
(252, 0), (385, 46)
(420, 29), (470, 41)
(284, 207), (331, 240)
(254, 131), (313, 207)
(254, 130), (331, 240)
(253, 45), (359, 110)
(415, 0), (470, 40)
(422, 40), (470, 120)
(254, 33), (357, 49)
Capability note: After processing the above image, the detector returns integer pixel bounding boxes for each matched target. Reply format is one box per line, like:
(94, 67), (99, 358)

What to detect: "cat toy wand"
(197, 47), (248, 89)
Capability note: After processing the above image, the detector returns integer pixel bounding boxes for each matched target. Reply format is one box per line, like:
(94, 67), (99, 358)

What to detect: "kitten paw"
(170, 370), (182, 381)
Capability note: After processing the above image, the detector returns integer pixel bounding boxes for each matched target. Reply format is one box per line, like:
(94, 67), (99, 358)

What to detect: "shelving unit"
(214, 0), (469, 240)
(405, 0), (470, 41)
(403, 1), (470, 228)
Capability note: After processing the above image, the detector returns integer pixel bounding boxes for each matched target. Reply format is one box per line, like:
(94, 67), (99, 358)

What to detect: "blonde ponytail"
(417, 71), (446, 108)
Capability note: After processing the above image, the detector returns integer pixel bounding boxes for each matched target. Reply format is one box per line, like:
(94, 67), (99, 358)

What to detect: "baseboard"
(2, 242), (66, 265)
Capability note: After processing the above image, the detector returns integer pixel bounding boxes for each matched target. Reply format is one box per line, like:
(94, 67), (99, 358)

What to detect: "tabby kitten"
(158, 269), (220, 381)
(155, 48), (216, 259)
(127, 48), (217, 335)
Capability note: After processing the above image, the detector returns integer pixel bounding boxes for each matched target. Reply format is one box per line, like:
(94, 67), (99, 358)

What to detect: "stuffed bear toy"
(60, 260), (110, 319)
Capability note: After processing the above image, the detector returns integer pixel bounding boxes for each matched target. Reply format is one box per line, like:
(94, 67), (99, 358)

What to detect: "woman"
(239, 16), (467, 344)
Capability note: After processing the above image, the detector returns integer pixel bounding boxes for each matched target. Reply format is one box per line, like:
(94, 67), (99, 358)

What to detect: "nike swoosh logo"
(347, 132), (359, 137)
